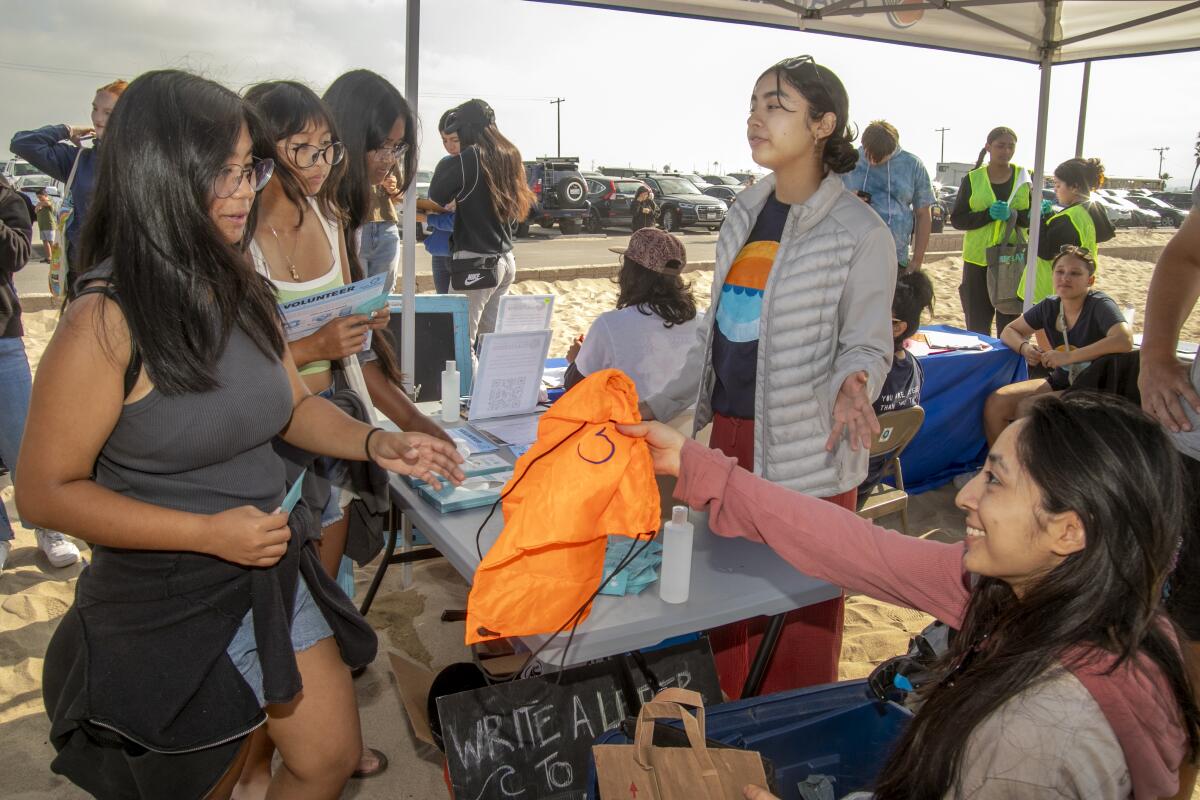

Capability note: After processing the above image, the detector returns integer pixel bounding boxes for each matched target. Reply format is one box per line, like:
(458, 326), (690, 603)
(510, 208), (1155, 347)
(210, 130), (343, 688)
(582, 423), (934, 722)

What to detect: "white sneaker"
(36, 529), (80, 568)
(0, 539), (10, 570)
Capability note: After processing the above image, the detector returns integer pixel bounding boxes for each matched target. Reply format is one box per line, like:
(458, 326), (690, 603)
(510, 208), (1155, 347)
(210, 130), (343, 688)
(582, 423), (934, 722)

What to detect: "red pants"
(707, 413), (851, 699)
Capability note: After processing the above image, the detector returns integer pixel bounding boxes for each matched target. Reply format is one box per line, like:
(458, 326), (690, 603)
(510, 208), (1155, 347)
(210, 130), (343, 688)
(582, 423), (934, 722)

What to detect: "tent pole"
(401, 0), (420, 393)
(1074, 60), (1090, 158)
(1024, 56), (1052, 313)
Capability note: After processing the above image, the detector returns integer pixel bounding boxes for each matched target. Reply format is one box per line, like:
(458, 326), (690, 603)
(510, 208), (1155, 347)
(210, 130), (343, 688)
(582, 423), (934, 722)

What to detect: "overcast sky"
(3, 0), (1198, 188)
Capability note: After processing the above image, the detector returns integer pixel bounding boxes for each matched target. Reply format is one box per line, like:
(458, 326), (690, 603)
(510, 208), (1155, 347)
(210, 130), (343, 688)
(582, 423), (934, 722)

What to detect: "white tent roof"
(532, 1), (1200, 64)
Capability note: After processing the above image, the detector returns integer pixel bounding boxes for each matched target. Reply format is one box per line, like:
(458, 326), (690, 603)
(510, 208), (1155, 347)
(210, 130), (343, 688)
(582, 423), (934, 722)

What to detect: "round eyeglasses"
(213, 157), (274, 199)
(289, 141), (345, 168)
(368, 142), (409, 164)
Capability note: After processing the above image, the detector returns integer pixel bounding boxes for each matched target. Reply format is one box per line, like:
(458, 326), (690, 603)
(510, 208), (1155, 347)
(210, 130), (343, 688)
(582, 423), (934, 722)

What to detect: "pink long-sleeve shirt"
(675, 439), (1187, 800)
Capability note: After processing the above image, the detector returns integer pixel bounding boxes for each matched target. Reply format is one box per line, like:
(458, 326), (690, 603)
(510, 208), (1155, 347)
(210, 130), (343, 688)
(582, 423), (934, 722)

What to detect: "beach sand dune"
(2, 238), (1196, 798)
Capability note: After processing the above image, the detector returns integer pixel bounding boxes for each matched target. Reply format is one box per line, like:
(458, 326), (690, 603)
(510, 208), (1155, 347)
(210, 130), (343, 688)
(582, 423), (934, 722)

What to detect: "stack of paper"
(403, 452), (511, 488)
(598, 535), (663, 597)
(922, 330), (989, 351)
(418, 472), (513, 514)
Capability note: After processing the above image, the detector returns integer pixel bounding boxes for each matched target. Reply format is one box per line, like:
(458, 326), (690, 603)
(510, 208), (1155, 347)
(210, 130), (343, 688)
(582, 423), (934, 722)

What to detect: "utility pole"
(934, 127), (950, 164)
(550, 97), (565, 157)
(1153, 146), (1170, 178)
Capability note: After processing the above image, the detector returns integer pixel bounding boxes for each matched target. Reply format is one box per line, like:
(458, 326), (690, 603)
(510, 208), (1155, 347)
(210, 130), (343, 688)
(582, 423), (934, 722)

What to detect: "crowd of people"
(0, 51), (1197, 800)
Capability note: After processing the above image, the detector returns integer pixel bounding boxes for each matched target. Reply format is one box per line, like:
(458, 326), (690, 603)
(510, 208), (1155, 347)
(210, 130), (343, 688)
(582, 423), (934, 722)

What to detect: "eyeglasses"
(289, 141), (345, 168)
(213, 157), (274, 199)
(773, 55), (832, 100)
(368, 142), (409, 164)
(1057, 244), (1095, 264)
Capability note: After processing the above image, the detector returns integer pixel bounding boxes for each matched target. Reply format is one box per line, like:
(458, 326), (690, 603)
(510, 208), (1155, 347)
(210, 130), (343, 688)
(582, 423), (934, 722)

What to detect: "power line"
(0, 60), (127, 80)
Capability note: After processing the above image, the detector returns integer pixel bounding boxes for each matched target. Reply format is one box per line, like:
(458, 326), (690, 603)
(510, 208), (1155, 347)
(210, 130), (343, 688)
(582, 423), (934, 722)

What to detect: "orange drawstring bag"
(465, 369), (661, 644)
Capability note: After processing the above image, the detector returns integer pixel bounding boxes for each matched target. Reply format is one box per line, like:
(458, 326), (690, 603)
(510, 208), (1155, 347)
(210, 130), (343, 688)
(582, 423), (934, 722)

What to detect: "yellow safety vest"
(962, 165), (1031, 266)
(1018, 203), (1097, 303)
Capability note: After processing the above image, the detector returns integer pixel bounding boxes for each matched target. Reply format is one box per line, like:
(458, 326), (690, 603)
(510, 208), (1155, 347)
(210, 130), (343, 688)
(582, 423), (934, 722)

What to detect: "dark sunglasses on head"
(773, 55), (832, 99)
(1057, 244), (1094, 263)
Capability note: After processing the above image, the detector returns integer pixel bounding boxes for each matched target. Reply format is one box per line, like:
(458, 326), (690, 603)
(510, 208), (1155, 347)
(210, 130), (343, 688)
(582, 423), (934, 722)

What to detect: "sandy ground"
(3, 231), (1198, 798)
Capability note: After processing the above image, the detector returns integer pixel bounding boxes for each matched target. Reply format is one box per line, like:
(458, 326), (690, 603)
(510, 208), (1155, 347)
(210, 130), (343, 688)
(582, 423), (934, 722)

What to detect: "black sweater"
(1036, 201), (1116, 261)
(950, 171), (1032, 233)
(429, 145), (513, 256)
(0, 183), (32, 338)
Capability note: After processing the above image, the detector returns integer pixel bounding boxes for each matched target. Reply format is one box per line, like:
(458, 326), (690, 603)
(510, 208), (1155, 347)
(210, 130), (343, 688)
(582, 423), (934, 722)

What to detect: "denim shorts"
(226, 577), (334, 707)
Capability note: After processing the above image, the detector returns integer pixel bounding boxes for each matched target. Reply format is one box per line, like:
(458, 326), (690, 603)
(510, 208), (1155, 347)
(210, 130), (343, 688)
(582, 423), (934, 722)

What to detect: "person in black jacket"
(630, 186), (658, 231)
(0, 175), (80, 570)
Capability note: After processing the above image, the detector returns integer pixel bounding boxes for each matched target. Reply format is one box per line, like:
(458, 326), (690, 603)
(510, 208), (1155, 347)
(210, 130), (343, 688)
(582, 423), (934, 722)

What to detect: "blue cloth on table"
(904, 325), (1026, 494)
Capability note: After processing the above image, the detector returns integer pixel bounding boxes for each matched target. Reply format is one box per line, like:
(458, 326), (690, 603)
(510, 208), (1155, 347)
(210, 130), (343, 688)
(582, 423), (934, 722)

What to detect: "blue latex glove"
(988, 201), (1011, 221)
(1041, 199), (1054, 216)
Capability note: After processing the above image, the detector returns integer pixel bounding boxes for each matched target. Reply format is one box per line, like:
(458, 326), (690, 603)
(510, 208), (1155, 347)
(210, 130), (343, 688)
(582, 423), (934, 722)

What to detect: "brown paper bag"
(593, 688), (768, 799)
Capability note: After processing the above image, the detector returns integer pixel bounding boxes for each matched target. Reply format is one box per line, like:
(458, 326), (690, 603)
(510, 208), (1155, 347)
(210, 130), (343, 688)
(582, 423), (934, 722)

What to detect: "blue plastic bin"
(587, 679), (911, 800)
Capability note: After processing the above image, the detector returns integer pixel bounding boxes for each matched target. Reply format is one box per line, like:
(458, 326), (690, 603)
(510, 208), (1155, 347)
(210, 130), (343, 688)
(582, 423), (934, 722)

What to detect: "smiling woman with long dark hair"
(623, 391), (1200, 799)
(16, 70), (462, 800)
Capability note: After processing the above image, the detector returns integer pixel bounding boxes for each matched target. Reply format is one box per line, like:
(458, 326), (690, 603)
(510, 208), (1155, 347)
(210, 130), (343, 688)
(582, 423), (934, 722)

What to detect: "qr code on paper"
(486, 376), (528, 411)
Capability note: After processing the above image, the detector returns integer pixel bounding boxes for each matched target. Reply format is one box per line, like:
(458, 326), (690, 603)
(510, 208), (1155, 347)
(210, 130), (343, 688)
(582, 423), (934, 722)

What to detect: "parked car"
(702, 184), (739, 209)
(1, 158), (45, 183)
(637, 174), (726, 232)
(727, 172), (762, 185)
(702, 175), (742, 187)
(585, 176), (650, 232)
(1087, 193), (1134, 228)
(517, 157), (591, 236)
(1096, 189), (1161, 227)
(597, 166), (658, 178)
(677, 173), (712, 191)
(1151, 191), (1194, 211)
(1126, 193), (1187, 227)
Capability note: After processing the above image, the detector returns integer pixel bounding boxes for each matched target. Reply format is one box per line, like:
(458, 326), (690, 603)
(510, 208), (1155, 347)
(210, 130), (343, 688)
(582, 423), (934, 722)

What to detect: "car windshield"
(617, 181), (645, 195)
(416, 171), (432, 183)
(655, 178), (701, 195)
(14, 162), (41, 177)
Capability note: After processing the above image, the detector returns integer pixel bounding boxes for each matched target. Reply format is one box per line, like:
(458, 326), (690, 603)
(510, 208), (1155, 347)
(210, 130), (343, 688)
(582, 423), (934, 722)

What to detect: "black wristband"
(364, 427), (384, 462)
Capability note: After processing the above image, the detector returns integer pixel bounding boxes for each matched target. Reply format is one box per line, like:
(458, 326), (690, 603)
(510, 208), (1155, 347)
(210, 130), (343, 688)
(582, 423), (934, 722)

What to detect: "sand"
(2, 232), (1198, 798)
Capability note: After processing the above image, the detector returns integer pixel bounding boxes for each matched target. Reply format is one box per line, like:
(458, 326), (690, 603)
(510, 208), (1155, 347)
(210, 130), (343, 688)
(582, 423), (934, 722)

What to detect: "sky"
(3, 0), (1199, 189)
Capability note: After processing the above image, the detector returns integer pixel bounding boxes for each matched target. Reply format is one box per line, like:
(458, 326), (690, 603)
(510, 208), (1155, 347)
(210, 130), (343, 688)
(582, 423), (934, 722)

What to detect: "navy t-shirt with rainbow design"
(711, 192), (790, 419)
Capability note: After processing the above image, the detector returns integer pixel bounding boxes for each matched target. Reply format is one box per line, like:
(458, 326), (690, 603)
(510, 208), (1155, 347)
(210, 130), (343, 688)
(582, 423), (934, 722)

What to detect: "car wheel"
(559, 217), (579, 235)
(539, 220), (556, 230)
(514, 221), (531, 237)
(661, 209), (679, 232)
(556, 177), (588, 209)
(586, 211), (603, 234)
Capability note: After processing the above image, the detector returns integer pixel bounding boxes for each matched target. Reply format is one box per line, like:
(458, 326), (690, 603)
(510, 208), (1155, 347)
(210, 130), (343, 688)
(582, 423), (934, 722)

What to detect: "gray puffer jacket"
(646, 172), (895, 496)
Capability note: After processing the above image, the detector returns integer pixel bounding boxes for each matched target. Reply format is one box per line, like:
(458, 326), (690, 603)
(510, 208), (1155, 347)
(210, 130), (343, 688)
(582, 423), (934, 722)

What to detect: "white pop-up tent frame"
(393, 1), (1200, 385)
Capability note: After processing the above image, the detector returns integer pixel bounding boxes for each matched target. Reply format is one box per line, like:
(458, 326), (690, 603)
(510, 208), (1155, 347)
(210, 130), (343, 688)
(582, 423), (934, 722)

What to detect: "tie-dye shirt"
(710, 192), (790, 418)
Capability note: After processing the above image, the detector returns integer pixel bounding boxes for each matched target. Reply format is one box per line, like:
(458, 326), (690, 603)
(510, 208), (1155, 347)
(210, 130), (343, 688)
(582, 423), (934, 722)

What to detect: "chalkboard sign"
(385, 294), (472, 402)
(437, 637), (721, 800)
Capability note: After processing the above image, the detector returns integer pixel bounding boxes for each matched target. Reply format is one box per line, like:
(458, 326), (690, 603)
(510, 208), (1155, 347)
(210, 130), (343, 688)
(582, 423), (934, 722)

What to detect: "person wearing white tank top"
(242, 79), (451, 793)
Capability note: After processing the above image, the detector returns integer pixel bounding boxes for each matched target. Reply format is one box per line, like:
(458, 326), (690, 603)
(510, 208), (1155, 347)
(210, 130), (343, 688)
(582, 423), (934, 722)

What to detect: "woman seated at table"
(983, 245), (1131, 446)
(620, 391), (1198, 800)
(564, 227), (701, 400)
(857, 270), (934, 506)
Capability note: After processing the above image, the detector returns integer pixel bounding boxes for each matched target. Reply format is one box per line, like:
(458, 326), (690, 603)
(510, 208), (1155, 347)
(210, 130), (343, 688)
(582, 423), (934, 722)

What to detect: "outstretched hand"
(616, 421), (685, 477)
(826, 371), (880, 452)
(369, 431), (465, 490)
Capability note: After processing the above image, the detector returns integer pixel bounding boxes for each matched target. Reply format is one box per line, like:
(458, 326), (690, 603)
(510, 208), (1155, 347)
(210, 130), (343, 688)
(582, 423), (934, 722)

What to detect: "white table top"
(380, 414), (840, 667)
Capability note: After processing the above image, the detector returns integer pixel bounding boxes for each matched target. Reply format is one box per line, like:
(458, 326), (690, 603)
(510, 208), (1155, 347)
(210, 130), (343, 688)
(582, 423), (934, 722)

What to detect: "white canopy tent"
(393, 1), (1200, 385)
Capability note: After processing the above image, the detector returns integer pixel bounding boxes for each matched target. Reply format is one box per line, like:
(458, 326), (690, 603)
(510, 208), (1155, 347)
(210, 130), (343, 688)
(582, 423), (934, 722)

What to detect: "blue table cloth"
(905, 325), (1027, 494)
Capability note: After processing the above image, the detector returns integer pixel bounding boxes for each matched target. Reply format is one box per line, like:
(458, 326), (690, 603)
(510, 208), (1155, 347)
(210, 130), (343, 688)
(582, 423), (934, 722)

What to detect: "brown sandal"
(351, 747), (389, 779)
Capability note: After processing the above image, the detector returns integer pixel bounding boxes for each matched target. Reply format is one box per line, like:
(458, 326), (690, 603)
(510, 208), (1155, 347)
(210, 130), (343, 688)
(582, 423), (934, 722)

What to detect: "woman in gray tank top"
(15, 71), (463, 800)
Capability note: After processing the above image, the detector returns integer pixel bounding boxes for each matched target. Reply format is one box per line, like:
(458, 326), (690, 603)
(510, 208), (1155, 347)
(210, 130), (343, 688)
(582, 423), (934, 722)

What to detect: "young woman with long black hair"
(624, 391), (1199, 799)
(428, 98), (536, 347)
(17, 70), (462, 800)
(641, 56), (895, 699)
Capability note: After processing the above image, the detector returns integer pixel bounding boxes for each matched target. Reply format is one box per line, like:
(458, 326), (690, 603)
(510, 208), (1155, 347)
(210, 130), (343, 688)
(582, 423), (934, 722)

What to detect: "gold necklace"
(267, 223), (302, 282)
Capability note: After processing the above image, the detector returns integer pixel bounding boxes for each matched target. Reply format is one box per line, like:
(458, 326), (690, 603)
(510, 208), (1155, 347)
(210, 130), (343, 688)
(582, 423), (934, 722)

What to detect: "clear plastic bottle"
(659, 505), (694, 604)
(440, 360), (459, 423)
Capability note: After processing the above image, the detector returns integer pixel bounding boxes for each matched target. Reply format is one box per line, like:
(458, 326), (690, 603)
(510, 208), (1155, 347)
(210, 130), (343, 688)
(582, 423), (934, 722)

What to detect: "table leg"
(740, 613), (786, 698)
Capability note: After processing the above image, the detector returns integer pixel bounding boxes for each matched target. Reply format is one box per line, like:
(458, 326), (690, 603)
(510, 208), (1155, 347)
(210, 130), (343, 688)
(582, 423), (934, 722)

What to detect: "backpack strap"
(75, 283), (143, 398)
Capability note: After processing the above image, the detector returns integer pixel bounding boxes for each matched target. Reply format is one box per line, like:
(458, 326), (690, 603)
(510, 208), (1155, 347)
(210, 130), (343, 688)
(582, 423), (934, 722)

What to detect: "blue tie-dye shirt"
(842, 146), (934, 266)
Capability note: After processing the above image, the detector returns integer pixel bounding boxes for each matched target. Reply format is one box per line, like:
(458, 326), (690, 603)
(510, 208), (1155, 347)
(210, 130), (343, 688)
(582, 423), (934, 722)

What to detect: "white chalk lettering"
(572, 694), (596, 740)
(535, 752), (575, 790)
(532, 705), (561, 748)
(483, 714), (515, 760)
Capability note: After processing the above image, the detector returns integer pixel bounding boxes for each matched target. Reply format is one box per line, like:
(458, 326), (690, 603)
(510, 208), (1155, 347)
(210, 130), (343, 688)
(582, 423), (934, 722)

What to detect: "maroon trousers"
(707, 413), (851, 699)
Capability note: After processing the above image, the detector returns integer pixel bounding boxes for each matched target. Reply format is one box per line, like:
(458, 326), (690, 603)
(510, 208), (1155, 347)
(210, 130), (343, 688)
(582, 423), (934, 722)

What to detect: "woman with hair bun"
(1023, 156), (1115, 303)
(641, 56), (895, 698)
(951, 126), (1030, 335)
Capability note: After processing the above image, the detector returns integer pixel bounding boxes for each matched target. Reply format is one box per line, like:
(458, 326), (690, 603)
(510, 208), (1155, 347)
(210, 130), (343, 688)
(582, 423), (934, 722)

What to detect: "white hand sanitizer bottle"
(440, 360), (459, 423)
(659, 505), (694, 604)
